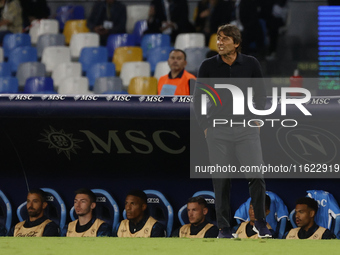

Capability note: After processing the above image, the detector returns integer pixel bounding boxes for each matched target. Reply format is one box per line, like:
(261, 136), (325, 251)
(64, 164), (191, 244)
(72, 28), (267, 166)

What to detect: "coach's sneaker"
(253, 219), (272, 238)
(217, 227), (233, 238)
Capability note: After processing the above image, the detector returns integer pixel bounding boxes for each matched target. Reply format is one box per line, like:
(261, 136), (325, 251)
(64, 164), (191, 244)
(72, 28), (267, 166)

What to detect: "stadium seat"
(147, 46), (173, 74)
(126, 5), (150, 33)
(69, 189), (120, 234)
(106, 34), (136, 60)
(178, 191), (216, 226)
(113, 46), (143, 73)
(120, 61), (150, 89)
(79, 47), (108, 73)
(141, 34), (171, 59)
(69, 33), (100, 59)
(37, 34), (65, 58)
(154, 61), (170, 81)
(16, 188), (67, 232)
(41, 46), (71, 73)
(208, 33), (218, 51)
(87, 62), (116, 88)
(0, 77), (19, 93)
(0, 62), (11, 77)
(94, 76), (123, 94)
(58, 76), (90, 94)
(132, 20), (148, 45)
(8, 46), (38, 73)
(0, 190), (12, 235)
(289, 190), (340, 238)
(24, 77), (55, 94)
(174, 33), (205, 50)
(63, 19), (90, 45)
(234, 191), (289, 239)
(3, 33), (31, 58)
(123, 189), (174, 237)
(52, 62), (81, 88)
(16, 62), (46, 87)
(29, 19), (59, 44)
(184, 47), (210, 75)
(56, 5), (85, 31)
(128, 76), (157, 95)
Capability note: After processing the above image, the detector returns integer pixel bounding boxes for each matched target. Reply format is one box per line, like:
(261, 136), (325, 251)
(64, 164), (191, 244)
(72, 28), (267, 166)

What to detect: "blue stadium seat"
(8, 46), (37, 73)
(79, 46), (108, 73)
(56, 5), (85, 31)
(234, 191), (289, 239)
(147, 46), (173, 74)
(106, 34), (136, 60)
(123, 189), (174, 237)
(140, 34), (171, 59)
(0, 190), (12, 235)
(87, 62), (116, 88)
(132, 20), (148, 45)
(69, 189), (120, 234)
(0, 77), (19, 93)
(3, 33), (31, 58)
(289, 190), (340, 239)
(17, 188), (67, 233)
(0, 62), (11, 77)
(178, 191), (216, 226)
(24, 77), (55, 94)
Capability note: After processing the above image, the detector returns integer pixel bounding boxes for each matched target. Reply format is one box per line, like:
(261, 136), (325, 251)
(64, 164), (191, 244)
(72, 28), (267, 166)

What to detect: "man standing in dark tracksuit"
(194, 24), (271, 238)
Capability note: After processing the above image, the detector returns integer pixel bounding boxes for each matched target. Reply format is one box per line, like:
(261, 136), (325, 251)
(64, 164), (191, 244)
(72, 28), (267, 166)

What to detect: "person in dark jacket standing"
(87, 0), (126, 45)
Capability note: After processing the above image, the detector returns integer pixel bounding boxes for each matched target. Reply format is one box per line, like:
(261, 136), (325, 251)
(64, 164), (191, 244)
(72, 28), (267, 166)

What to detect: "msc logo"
(305, 98), (330, 105)
(139, 96), (164, 102)
(39, 126), (83, 160)
(9, 95), (33, 100)
(172, 96), (193, 103)
(276, 125), (339, 164)
(147, 198), (160, 203)
(74, 95), (98, 101)
(41, 95), (66, 101)
(110, 95), (131, 102)
(96, 197), (106, 203)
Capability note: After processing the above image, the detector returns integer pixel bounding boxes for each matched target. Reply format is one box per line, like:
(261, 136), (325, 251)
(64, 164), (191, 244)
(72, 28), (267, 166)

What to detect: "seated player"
(116, 190), (166, 237)
(172, 196), (218, 238)
(285, 197), (335, 239)
(10, 189), (59, 237)
(234, 195), (274, 238)
(66, 188), (111, 237)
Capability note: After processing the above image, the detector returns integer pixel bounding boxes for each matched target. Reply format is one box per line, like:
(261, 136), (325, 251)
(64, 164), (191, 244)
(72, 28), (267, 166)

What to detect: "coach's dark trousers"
(206, 125), (266, 229)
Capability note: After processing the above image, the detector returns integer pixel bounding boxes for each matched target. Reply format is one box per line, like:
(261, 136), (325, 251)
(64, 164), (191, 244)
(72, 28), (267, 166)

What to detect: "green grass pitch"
(1, 238), (340, 255)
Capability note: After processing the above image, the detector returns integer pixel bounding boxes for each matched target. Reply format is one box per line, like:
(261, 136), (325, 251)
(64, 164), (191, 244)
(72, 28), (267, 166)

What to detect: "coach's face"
(217, 33), (239, 57)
